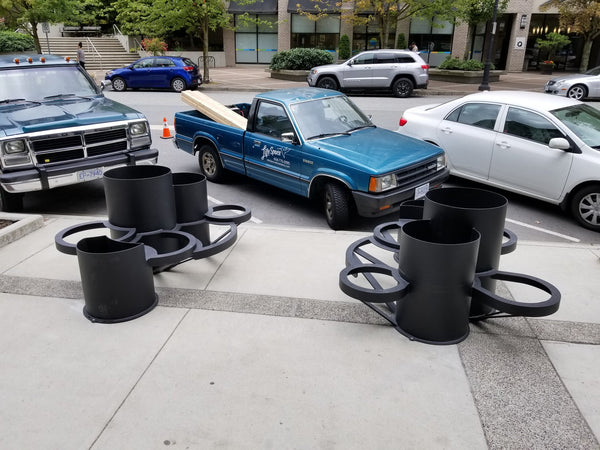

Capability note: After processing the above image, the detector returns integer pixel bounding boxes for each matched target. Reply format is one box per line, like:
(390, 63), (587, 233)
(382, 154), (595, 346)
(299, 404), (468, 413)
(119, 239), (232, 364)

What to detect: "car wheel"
(0, 188), (23, 212)
(567, 84), (587, 100)
(323, 182), (350, 230)
(317, 76), (339, 91)
(198, 144), (224, 182)
(171, 77), (187, 92)
(392, 78), (414, 98)
(111, 77), (127, 92)
(570, 185), (600, 231)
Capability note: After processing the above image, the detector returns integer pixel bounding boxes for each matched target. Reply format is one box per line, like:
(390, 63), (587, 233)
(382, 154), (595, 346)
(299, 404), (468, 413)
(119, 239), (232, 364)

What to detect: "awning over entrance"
(287, 0), (340, 13)
(228, 0), (278, 14)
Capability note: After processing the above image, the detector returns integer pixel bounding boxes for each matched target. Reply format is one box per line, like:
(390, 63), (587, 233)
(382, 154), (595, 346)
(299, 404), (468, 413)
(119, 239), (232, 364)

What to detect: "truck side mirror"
(281, 132), (299, 145)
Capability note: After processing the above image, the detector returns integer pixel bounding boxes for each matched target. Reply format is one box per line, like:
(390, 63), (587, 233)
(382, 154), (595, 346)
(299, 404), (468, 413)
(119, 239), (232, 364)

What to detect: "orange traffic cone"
(160, 117), (173, 139)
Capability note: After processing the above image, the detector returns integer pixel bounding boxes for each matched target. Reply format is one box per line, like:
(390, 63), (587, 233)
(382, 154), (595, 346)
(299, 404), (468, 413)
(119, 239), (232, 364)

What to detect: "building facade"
(222, 0), (597, 72)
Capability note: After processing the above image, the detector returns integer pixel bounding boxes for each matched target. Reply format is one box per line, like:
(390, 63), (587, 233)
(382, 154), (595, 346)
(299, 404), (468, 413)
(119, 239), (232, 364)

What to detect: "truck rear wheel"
(0, 188), (24, 212)
(323, 182), (350, 230)
(198, 144), (224, 182)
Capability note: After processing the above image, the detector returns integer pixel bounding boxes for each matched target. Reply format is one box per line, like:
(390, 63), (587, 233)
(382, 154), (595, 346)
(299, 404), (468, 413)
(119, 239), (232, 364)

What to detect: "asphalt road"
(22, 89), (600, 245)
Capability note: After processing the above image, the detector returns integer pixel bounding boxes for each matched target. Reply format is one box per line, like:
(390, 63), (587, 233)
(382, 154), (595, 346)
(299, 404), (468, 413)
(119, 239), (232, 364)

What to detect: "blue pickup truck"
(174, 88), (448, 229)
(0, 54), (158, 212)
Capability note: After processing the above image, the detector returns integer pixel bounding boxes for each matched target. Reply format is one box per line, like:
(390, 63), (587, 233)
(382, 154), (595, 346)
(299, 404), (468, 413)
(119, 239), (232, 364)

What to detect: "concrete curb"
(0, 213), (44, 249)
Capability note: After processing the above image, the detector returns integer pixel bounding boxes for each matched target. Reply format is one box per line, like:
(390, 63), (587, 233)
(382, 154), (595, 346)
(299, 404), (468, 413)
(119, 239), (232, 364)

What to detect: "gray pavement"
(1, 68), (600, 449)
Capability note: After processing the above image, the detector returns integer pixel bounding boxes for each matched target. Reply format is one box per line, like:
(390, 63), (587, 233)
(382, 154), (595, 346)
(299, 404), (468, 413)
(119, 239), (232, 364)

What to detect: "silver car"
(307, 49), (429, 98)
(545, 66), (600, 100)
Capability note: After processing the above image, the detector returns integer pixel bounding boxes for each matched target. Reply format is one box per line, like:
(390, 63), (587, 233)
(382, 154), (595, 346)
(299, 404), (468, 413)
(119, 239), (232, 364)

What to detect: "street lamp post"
(479, 0), (500, 91)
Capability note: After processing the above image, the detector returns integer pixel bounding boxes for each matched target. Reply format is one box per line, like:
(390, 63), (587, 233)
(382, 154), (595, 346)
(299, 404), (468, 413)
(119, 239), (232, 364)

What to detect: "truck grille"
(30, 127), (129, 165)
(395, 158), (439, 187)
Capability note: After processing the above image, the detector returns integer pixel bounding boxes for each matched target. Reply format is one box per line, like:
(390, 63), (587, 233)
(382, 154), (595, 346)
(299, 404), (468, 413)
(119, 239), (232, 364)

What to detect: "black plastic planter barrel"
(339, 186), (561, 345)
(77, 236), (157, 323)
(55, 165), (251, 323)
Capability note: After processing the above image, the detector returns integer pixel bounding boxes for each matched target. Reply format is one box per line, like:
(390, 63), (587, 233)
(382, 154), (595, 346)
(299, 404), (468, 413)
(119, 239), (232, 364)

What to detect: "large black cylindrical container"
(104, 165), (177, 232)
(76, 236), (157, 323)
(172, 172), (210, 245)
(422, 187), (512, 318)
(395, 220), (480, 345)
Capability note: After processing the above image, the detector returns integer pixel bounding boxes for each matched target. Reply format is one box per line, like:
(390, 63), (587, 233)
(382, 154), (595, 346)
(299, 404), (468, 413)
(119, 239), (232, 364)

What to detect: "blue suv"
(105, 56), (201, 92)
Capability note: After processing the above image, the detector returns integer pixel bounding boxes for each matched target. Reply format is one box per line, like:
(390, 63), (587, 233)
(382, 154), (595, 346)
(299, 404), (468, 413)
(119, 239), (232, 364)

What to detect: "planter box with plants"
(268, 48), (334, 81)
(429, 57), (505, 84)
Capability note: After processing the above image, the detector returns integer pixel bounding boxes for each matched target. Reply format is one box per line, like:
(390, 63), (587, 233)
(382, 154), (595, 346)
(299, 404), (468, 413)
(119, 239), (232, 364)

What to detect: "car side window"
(353, 54), (374, 65)
(445, 103), (500, 130)
(504, 107), (564, 145)
(396, 56), (416, 63)
(154, 58), (174, 67)
(375, 53), (396, 64)
(133, 59), (153, 69)
(254, 102), (293, 140)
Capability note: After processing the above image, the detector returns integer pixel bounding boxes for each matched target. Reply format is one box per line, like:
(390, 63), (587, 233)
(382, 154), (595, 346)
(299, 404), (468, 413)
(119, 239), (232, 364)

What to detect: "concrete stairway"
(41, 36), (140, 72)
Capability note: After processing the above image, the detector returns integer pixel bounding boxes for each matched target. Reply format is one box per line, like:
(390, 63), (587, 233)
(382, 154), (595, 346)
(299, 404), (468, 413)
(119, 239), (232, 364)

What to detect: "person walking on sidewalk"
(77, 42), (86, 69)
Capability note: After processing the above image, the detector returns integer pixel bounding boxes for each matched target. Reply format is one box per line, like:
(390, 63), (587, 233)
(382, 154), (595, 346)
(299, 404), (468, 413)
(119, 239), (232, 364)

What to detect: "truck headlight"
(3, 140), (26, 154)
(129, 122), (148, 136)
(369, 174), (397, 193)
(437, 154), (446, 170)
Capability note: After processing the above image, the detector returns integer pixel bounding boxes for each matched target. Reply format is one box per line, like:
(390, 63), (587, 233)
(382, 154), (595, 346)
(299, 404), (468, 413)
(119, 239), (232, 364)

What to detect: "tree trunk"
(580, 38), (593, 72)
(31, 22), (42, 54)
(202, 21), (210, 82)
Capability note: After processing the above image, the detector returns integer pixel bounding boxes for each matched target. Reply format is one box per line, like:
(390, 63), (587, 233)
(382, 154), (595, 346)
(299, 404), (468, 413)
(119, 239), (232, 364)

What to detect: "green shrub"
(0, 31), (35, 53)
(269, 48), (334, 71)
(438, 56), (494, 71)
(396, 33), (407, 50)
(338, 35), (350, 60)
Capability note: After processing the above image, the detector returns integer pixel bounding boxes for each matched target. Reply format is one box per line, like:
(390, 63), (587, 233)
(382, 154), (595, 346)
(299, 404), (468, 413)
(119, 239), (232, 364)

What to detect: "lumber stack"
(181, 91), (248, 130)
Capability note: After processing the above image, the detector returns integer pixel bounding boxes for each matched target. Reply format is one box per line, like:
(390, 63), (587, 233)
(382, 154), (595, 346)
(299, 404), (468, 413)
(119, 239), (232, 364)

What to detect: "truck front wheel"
(0, 188), (24, 212)
(198, 144), (224, 182)
(570, 184), (600, 231)
(323, 182), (350, 230)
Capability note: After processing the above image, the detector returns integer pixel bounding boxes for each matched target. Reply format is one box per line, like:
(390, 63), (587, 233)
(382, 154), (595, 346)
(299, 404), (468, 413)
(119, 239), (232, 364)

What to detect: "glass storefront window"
(409, 17), (454, 67)
(291, 14), (340, 51)
(352, 16), (396, 51)
(235, 14), (278, 64)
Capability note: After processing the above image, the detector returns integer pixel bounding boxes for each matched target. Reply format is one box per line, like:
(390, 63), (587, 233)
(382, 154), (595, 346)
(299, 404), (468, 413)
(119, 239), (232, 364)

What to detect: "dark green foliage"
(438, 56), (494, 71)
(269, 48), (334, 71)
(338, 34), (350, 60)
(0, 32), (36, 53)
(396, 33), (407, 50)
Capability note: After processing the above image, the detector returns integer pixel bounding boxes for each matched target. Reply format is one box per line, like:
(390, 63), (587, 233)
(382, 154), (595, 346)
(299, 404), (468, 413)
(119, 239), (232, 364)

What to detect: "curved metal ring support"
(191, 221), (238, 259)
(339, 264), (409, 303)
(473, 269), (561, 317)
(55, 220), (136, 255)
(204, 205), (252, 225)
(501, 228), (518, 255)
(345, 236), (396, 267)
(134, 230), (197, 268)
(372, 220), (413, 250)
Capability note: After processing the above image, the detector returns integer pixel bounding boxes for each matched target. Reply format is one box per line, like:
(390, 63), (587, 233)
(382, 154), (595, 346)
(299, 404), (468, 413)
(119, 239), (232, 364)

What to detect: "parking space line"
(506, 218), (580, 243)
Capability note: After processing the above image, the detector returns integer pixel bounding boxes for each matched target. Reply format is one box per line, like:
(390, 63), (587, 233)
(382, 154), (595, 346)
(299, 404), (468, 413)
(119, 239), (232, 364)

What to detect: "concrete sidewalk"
(0, 213), (598, 449)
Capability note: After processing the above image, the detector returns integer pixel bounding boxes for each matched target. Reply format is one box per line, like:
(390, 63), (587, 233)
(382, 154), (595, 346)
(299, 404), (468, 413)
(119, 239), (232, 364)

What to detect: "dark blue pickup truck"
(0, 54), (158, 212)
(174, 88), (448, 229)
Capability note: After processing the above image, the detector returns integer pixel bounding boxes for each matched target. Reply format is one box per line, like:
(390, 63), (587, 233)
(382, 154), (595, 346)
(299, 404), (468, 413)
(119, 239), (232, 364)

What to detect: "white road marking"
(506, 218), (580, 243)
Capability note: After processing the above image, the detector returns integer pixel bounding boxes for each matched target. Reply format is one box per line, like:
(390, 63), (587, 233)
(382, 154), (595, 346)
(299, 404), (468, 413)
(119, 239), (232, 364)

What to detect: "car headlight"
(3, 140), (26, 154)
(310, 69), (318, 75)
(369, 174), (397, 193)
(129, 122), (148, 136)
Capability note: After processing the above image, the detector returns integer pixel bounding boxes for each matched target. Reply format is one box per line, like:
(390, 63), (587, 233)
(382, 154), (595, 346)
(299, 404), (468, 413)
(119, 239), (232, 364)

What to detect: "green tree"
(0, 0), (75, 52)
(455, 0), (509, 60)
(536, 32), (571, 63)
(541, 0), (600, 72)
(338, 34), (350, 59)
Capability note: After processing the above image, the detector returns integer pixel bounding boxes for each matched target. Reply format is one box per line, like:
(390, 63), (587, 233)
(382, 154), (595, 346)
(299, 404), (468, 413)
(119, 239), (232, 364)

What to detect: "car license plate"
(77, 168), (103, 182)
(415, 183), (429, 199)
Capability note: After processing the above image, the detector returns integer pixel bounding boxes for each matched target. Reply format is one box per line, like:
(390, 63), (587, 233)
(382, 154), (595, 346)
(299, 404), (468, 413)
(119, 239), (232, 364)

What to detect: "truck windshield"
(0, 66), (99, 102)
(290, 95), (373, 140)
(551, 104), (600, 149)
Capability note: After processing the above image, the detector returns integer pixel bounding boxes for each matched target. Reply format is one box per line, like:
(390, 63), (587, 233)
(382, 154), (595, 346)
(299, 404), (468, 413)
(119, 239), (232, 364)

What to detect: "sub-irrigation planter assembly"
(339, 187), (561, 345)
(55, 165), (251, 324)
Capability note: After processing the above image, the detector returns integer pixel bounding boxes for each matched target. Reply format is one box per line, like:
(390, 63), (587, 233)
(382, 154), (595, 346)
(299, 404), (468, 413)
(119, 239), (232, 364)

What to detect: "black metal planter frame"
(339, 187), (561, 345)
(55, 165), (251, 323)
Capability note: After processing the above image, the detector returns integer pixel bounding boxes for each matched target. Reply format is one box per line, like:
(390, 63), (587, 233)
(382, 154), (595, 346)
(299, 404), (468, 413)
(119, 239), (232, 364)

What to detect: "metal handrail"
(85, 37), (102, 71)
(112, 24), (142, 54)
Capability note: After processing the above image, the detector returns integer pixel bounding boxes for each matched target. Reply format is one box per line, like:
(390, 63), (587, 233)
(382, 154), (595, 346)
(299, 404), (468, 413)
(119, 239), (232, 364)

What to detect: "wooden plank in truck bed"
(181, 91), (248, 130)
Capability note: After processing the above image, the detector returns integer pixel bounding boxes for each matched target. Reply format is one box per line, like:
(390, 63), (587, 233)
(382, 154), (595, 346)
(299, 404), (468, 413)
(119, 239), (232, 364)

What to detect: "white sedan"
(396, 91), (600, 231)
